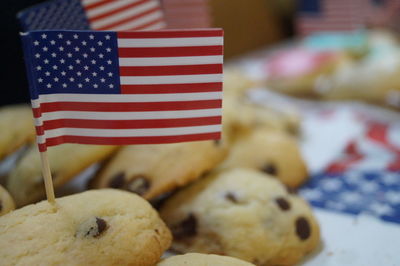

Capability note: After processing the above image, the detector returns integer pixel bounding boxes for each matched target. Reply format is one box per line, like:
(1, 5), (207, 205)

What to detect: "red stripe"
(44, 132), (221, 146)
(88, 0), (150, 22)
(326, 142), (364, 173)
(95, 6), (161, 30)
(38, 116), (221, 130)
(121, 82), (222, 94)
(32, 107), (41, 118)
(118, 46), (223, 57)
(128, 17), (165, 30)
(38, 100), (221, 112)
(117, 29), (223, 38)
(119, 64), (222, 76)
(83, 0), (111, 10)
(367, 123), (400, 154)
(38, 143), (47, 152)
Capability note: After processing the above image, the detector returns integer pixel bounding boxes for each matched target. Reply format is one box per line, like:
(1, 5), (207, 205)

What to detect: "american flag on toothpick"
(161, 0), (212, 28)
(18, 0), (165, 31)
(297, 0), (400, 36)
(21, 29), (223, 152)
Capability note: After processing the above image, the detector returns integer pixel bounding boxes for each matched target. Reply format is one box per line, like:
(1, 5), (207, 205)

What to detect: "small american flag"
(161, 0), (212, 28)
(297, 0), (400, 36)
(18, 0), (165, 31)
(21, 29), (223, 152)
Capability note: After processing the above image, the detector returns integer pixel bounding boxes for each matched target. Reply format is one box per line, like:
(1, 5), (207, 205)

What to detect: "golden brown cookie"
(158, 253), (255, 266)
(0, 185), (15, 216)
(0, 104), (35, 161)
(160, 168), (320, 266)
(91, 140), (228, 200)
(219, 128), (308, 188)
(0, 189), (171, 265)
(7, 144), (118, 206)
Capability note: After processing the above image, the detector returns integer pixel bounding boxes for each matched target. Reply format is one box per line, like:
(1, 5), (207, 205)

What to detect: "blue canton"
(298, 0), (321, 14)
(23, 31), (121, 99)
(300, 171), (400, 224)
(18, 0), (90, 31)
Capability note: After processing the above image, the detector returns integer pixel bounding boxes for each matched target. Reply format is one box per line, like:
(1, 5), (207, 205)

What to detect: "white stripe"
(86, 0), (139, 18)
(117, 37), (222, 47)
(90, 1), (158, 29)
(40, 109), (221, 120)
(142, 21), (166, 30)
(43, 125), (221, 138)
(119, 56), (223, 66)
(120, 74), (222, 85)
(81, 0), (103, 6)
(32, 92), (222, 106)
(108, 11), (163, 30)
(37, 135), (46, 144)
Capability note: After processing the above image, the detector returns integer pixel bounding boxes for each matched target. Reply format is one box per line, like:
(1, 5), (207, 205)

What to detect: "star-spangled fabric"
(18, 0), (165, 32)
(21, 29), (224, 152)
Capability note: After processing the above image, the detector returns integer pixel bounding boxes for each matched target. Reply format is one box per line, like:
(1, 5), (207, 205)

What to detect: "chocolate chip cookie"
(0, 104), (35, 161)
(0, 189), (171, 265)
(0, 185), (15, 216)
(160, 168), (320, 266)
(219, 128), (308, 188)
(7, 144), (118, 206)
(90, 140), (228, 200)
(158, 253), (255, 266)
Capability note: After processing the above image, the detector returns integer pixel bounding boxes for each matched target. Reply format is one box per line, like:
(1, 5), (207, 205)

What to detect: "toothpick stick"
(40, 151), (55, 203)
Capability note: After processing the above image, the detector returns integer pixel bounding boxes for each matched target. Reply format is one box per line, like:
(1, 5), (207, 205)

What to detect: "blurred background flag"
(297, 0), (400, 36)
(18, 0), (166, 31)
(161, 0), (212, 28)
(21, 29), (223, 152)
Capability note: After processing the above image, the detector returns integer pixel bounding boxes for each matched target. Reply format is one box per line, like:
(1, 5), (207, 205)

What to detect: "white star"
(346, 172), (364, 185)
(60, 59), (65, 64)
(35, 53), (41, 58)
(59, 46), (64, 51)
(54, 77), (59, 82)
(299, 188), (322, 201)
(109, 84), (114, 88)
(45, 72), (50, 76)
(41, 34), (47, 39)
(340, 192), (362, 204)
(77, 71), (82, 76)
(385, 191), (400, 205)
(92, 72), (97, 77)
(105, 35), (110, 40)
(82, 41), (87, 46)
(100, 78), (105, 83)
(90, 47), (95, 52)
(67, 53), (72, 58)
(66, 40), (71, 45)
(360, 181), (379, 193)
(68, 65), (74, 70)
(42, 47), (48, 51)
(97, 41), (103, 46)
(85, 78), (90, 82)
(106, 48), (111, 52)
(62, 83), (67, 88)
(58, 33), (63, 39)
(74, 47), (80, 52)
(107, 60), (112, 65)
(369, 203), (393, 217)
(75, 59), (81, 64)
(34, 41), (39, 46)
(78, 83), (83, 88)
(51, 53), (57, 57)
(326, 200), (346, 211)
(89, 34), (95, 40)
(107, 72), (113, 77)
(52, 65), (58, 70)
(50, 40), (56, 45)
(91, 60), (97, 64)
(43, 59), (49, 64)
(73, 34), (79, 39)
(99, 66), (105, 71)
(93, 84), (98, 88)
(36, 66), (42, 71)
(61, 71), (66, 76)
(382, 174), (399, 186)
(98, 54), (104, 58)
(83, 53), (88, 58)
(38, 78), (43, 83)
(321, 179), (342, 192)
(84, 66), (89, 70)
(69, 77), (75, 82)
(46, 83), (52, 88)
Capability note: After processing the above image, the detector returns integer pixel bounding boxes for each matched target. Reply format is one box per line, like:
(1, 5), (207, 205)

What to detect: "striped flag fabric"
(18, 0), (165, 32)
(161, 0), (212, 29)
(21, 29), (224, 151)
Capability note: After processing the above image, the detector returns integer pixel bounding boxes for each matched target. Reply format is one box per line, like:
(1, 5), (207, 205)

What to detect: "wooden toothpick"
(40, 151), (55, 203)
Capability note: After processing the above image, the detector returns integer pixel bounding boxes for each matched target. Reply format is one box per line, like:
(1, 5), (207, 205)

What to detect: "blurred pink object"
(161, 0), (212, 28)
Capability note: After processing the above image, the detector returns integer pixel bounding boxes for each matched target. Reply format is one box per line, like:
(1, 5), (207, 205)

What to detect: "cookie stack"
(0, 70), (320, 265)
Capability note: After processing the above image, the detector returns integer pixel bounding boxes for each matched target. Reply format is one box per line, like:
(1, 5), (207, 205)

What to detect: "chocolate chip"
(126, 175), (150, 196)
(261, 163), (277, 176)
(76, 217), (108, 238)
(275, 197), (291, 211)
(108, 172), (126, 188)
(172, 214), (197, 239)
(225, 192), (238, 203)
(95, 217), (108, 237)
(295, 217), (311, 240)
